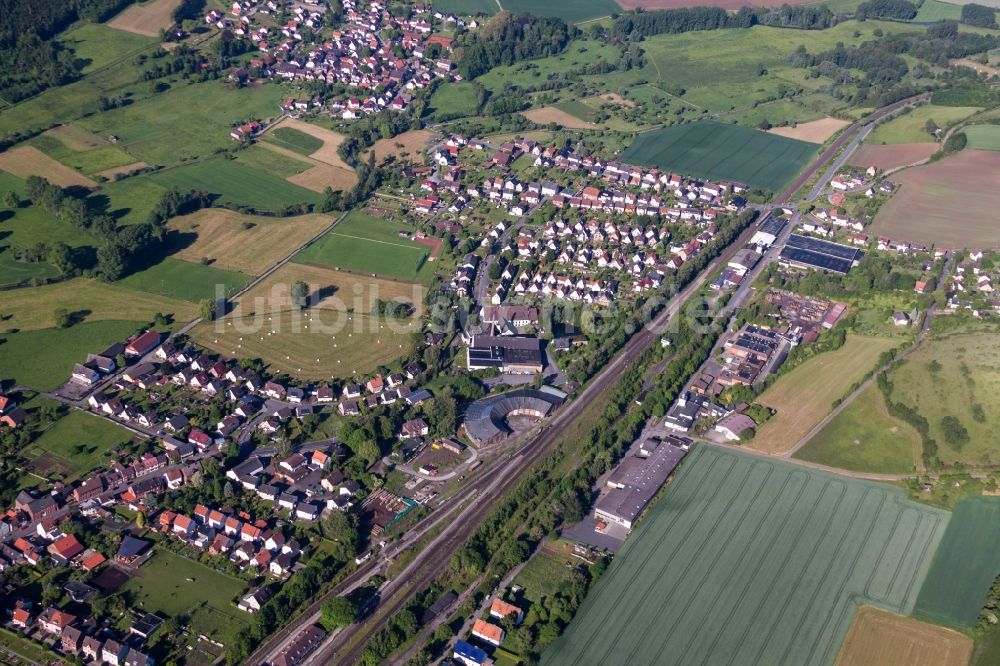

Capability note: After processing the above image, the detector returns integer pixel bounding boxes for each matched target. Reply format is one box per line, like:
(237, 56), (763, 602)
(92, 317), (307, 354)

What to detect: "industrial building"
(779, 234), (862, 274)
(593, 436), (691, 529)
(466, 335), (544, 374)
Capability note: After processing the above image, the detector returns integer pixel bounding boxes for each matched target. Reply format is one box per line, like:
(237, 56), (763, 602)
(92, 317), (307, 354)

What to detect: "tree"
(200, 299), (218, 321)
(2, 191), (19, 208)
(320, 596), (359, 630)
(291, 281), (309, 310)
(97, 242), (129, 281)
(54, 307), (72, 329)
(136, 511), (146, 528)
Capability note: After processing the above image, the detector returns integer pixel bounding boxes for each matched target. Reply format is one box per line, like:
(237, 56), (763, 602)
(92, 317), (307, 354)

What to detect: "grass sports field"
(622, 121), (816, 191)
(795, 384), (922, 474)
(166, 209), (334, 275)
(0, 278), (197, 331)
(544, 446), (950, 666)
(751, 335), (898, 455)
(964, 124), (1000, 151)
(122, 548), (248, 642)
(914, 497), (1000, 628)
(24, 410), (134, 481)
(871, 150), (1000, 247)
(835, 606), (972, 666)
(869, 105), (981, 144)
(293, 211), (433, 282)
(0, 320), (145, 391)
(119, 258), (250, 302)
(151, 158), (321, 212)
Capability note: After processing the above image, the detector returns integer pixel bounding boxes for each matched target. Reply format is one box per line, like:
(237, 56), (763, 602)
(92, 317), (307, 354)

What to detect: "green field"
(544, 446), (950, 666)
(0, 319), (145, 391)
(151, 158), (320, 212)
(60, 23), (157, 74)
(293, 211), (432, 282)
(869, 105), (982, 144)
(263, 127), (324, 155)
(913, 0), (964, 20)
(25, 410), (134, 481)
(100, 174), (168, 225)
(794, 384), (922, 474)
(119, 257), (250, 302)
(0, 246), (59, 287)
(28, 133), (136, 176)
(964, 124), (1000, 151)
(122, 549), (248, 642)
(424, 82), (481, 119)
(553, 99), (599, 122)
(432, 0), (498, 14)
(498, 0), (620, 23)
(914, 497), (1000, 628)
(621, 121), (817, 191)
(233, 144), (312, 177)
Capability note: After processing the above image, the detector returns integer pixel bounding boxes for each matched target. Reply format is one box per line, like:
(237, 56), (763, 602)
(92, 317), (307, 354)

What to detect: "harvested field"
(287, 163), (358, 192)
(0, 146), (96, 188)
(366, 129), (434, 164)
(849, 142), (938, 171)
(750, 335), (898, 455)
(166, 209), (334, 275)
(544, 446), (950, 666)
(94, 161), (148, 180)
(45, 124), (107, 151)
(616, 0), (815, 7)
(915, 497), (1000, 628)
(871, 150), (1000, 248)
(268, 118), (353, 170)
(522, 106), (596, 129)
(108, 0), (183, 37)
(261, 120), (357, 191)
(835, 606), (972, 666)
(768, 117), (849, 143)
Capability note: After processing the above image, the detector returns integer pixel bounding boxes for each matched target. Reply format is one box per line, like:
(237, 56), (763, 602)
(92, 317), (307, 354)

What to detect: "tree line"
(610, 4), (836, 41)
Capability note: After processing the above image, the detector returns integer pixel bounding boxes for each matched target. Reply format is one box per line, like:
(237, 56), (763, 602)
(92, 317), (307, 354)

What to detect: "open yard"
(0, 319), (146, 391)
(108, 0), (184, 37)
(24, 410), (134, 481)
(622, 120), (817, 192)
(835, 606), (972, 666)
(768, 117), (849, 143)
(366, 129), (434, 164)
(0, 278), (197, 331)
(293, 211), (433, 283)
(794, 384), (922, 474)
(750, 335), (898, 455)
(166, 208), (334, 275)
(543, 446), (950, 666)
(522, 106), (597, 130)
(151, 158), (321, 212)
(869, 105), (981, 144)
(849, 142), (938, 171)
(0, 146), (96, 189)
(914, 497), (1000, 629)
(964, 124), (1000, 151)
(118, 258), (251, 302)
(871, 150), (1000, 248)
(122, 549), (248, 642)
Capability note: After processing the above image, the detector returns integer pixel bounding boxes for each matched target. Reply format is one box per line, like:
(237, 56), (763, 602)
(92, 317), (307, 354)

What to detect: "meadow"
(544, 446), (950, 666)
(424, 83), (481, 119)
(150, 158), (321, 212)
(293, 211), (433, 283)
(99, 175), (168, 225)
(868, 105), (981, 144)
(751, 335), (898, 455)
(60, 23), (156, 73)
(512, 541), (580, 606)
(24, 410), (134, 481)
(27, 131), (138, 176)
(0, 320), (146, 391)
(118, 258), (251, 302)
(233, 144), (312, 178)
(914, 497), (1000, 628)
(912, 0), (963, 21)
(262, 127), (324, 155)
(0, 146), (96, 189)
(430, 0), (498, 14)
(0, 246), (59, 287)
(621, 121), (817, 191)
(108, 0), (184, 37)
(794, 384), (921, 474)
(835, 606), (972, 666)
(964, 124), (1000, 151)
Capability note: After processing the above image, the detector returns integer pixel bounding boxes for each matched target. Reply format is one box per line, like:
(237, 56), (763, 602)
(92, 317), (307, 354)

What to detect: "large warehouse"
(466, 335), (544, 374)
(779, 234), (862, 274)
(594, 436), (691, 529)
(462, 387), (566, 446)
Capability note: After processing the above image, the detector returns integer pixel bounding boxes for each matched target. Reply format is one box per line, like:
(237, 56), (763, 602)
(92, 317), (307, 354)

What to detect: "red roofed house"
(125, 331), (162, 357)
(81, 551), (106, 571)
(490, 598), (524, 625)
(38, 608), (76, 635)
(472, 619), (505, 646)
(11, 607), (31, 629)
(47, 534), (84, 563)
(173, 515), (194, 536)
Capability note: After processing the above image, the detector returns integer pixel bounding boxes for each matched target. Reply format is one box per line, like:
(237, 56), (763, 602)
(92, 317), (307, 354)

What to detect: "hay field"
(45, 125), (107, 151)
(268, 118), (353, 170)
(871, 150), (1000, 248)
(522, 106), (597, 129)
(544, 446), (950, 666)
(768, 117), (849, 143)
(849, 142), (938, 171)
(0, 146), (96, 188)
(108, 0), (183, 37)
(750, 335), (898, 455)
(367, 129), (434, 164)
(166, 209), (334, 275)
(0, 278), (197, 331)
(835, 606), (972, 666)
(263, 119), (357, 191)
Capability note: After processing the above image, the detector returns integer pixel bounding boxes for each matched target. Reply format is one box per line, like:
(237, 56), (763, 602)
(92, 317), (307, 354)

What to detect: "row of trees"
(611, 4), (836, 40)
(855, 0), (917, 20)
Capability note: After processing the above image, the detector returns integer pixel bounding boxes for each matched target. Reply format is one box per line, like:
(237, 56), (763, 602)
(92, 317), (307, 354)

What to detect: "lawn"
(912, 0), (963, 21)
(498, 0), (621, 22)
(794, 384), (922, 474)
(0, 319), (145, 391)
(964, 124), (1000, 151)
(293, 211), (433, 283)
(151, 158), (321, 212)
(868, 105), (981, 144)
(750, 335), (899, 455)
(0, 245), (59, 287)
(122, 548), (248, 642)
(424, 83), (481, 119)
(60, 23), (157, 74)
(262, 127), (324, 155)
(0, 278), (197, 331)
(914, 497), (1000, 629)
(543, 446), (950, 666)
(621, 120), (817, 192)
(24, 410), (134, 481)
(118, 258), (251, 302)
(166, 208), (335, 275)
